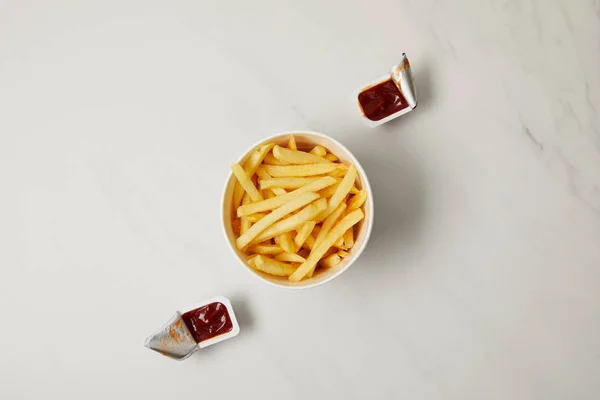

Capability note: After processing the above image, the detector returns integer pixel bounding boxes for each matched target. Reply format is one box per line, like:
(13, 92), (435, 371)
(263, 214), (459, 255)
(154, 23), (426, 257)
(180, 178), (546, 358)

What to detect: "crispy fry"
(289, 209), (364, 281)
(324, 153), (338, 162)
(279, 232), (296, 253)
(237, 176), (335, 217)
(231, 163), (264, 203)
(349, 185), (360, 195)
(241, 193), (251, 234)
(344, 227), (354, 248)
(247, 212), (267, 223)
(236, 192), (319, 249)
(252, 198), (327, 244)
(347, 190), (367, 211)
(309, 145), (327, 157)
(263, 153), (289, 165)
(294, 221), (316, 248)
(314, 202), (347, 249)
(320, 253), (341, 268)
(271, 188), (287, 196)
(232, 143), (274, 210)
(334, 236), (345, 248)
(302, 233), (316, 250)
(275, 252), (306, 263)
(273, 145), (332, 165)
(317, 165), (356, 222)
(327, 168), (348, 177)
(253, 255), (297, 276)
(288, 135), (297, 151)
(263, 190), (275, 199)
(247, 244), (283, 255)
(318, 183), (339, 198)
(260, 177), (323, 190)
(337, 250), (351, 258)
(263, 163), (345, 177)
(255, 167), (287, 197)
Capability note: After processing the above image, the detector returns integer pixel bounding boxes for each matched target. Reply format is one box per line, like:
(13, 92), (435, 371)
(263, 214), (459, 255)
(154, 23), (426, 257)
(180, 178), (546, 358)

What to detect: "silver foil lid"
(391, 53), (417, 111)
(144, 312), (198, 360)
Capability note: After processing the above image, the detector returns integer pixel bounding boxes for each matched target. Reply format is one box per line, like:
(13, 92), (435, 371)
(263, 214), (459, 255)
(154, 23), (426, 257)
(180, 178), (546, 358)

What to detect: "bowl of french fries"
(222, 131), (373, 288)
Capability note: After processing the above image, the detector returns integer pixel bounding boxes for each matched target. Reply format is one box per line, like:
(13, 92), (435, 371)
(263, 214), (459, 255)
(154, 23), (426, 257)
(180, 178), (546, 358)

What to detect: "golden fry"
(344, 227), (354, 248)
(275, 252), (306, 263)
(324, 153), (338, 162)
(253, 198), (327, 244)
(288, 135), (297, 151)
(327, 168), (348, 177)
(337, 250), (351, 258)
(263, 153), (289, 165)
(317, 165), (356, 222)
(289, 209), (364, 282)
(309, 145), (327, 157)
(247, 213), (267, 223)
(314, 202), (347, 249)
(294, 221), (316, 249)
(247, 244), (283, 255)
(263, 163), (345, 177)
(347, 190), (367, 211)
(232, 143), (274, 210)
(320, 253), (341, 268)
(334, 236), (345, 248)
(260, 177), (323, 190)
(237, 176), (335, 217)
(279, 232), (296, 254)
(273, 145), (332, 165)
(231, 163), (264, 203)
(236, 192), (319, 249)
(302, 233), (316, 250)
(241, 193), (251, 234)
(253, 255), (297, 277)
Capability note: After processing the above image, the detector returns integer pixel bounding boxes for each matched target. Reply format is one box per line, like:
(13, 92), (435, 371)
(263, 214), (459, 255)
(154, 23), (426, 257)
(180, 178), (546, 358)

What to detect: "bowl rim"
(221, 130), (374, 289)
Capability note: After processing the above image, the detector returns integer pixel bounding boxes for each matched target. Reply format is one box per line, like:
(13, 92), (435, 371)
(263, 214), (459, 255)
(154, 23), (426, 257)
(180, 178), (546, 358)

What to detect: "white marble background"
(1, 1), (599, 399)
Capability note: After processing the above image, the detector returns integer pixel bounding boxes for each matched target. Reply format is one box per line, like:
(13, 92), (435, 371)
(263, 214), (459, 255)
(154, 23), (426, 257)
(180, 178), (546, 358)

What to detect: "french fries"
(263, 163), (346, 177)
(288, 135), (297, 151)
(260, 177), (323, 190)
(317, 165), (357, 222)
(252, 255), (297, 276)
(273, 145), (332, 164)
(232, 143), (273, 210)
(279, 232), (296, 254)
(294, 221), (316, 249)
(310, 145), (326, 157)
(320, 253), (341, 268)
(237, 176), (335, 217)
(275, 252), (306, 263)
(247, 244), (283, 255)
(236, 192), (319, 249)
(231, 163), (264, 203)
(289, 209), (364, 282)
(252, 198), (327, 244)
(230, 138), (368, 281)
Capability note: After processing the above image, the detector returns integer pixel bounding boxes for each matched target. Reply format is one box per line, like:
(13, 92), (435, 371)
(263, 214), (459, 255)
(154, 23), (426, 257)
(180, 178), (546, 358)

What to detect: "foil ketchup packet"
(356, 53), (417, 127)
(144, 296), (240, 360)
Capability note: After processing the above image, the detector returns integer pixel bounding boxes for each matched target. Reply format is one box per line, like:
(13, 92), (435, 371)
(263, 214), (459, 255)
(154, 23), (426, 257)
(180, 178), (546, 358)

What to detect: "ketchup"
(181, 302), (233, 343)
(358, 79), (408, 121)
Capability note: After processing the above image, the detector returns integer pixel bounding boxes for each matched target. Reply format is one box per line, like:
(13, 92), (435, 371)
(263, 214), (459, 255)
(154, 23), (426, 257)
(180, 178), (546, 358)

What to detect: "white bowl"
(221, 131), (374, 289)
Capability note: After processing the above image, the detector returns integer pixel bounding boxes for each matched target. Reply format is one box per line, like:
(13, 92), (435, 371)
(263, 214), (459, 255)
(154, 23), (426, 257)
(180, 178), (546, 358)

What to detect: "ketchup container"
(145, 296), (240, 360)
(356, 53), (417, 127)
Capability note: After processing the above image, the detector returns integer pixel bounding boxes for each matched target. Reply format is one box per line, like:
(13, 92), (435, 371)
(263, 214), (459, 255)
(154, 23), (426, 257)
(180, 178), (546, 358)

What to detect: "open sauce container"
(356, 53), (417, 127)
(145, 296), (240, 360)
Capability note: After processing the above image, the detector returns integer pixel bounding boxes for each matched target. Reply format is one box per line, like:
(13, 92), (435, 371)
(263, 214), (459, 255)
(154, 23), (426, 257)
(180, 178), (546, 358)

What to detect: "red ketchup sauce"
(358, 79), (408, 121)
(181, 302), (233, 343)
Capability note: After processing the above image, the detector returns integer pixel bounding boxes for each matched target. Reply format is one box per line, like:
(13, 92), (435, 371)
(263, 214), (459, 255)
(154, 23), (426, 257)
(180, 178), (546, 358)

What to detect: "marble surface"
(1, 1), (599, 399)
